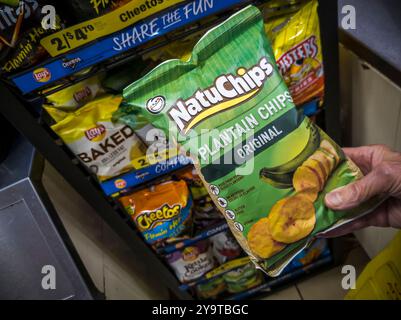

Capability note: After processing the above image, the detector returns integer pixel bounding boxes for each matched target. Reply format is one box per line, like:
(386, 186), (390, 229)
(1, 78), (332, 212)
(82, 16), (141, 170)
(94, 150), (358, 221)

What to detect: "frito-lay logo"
(114, 179), (127, 189)
(33, 68), (51, 83)
(167, 57), (274, 135)
(277, 36), (318, 75)
(136, 204), (181, 231)
(78, 125), (135, 164)
(74, 86), (92, 103)
(85, 125), (106, 141)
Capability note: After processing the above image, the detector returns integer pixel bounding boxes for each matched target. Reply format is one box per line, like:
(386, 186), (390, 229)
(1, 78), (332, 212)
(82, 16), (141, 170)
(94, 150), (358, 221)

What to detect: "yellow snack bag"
(145, 29), (207, 63)
(46, 76), (104, 108)
(163, 30), (205, 62)
(43, 106), (70, 123)
(51, 95), (146, 181)
(44, 75), (105, 122)
(264, 0), (324, 107)
(261, 0), (305, 20)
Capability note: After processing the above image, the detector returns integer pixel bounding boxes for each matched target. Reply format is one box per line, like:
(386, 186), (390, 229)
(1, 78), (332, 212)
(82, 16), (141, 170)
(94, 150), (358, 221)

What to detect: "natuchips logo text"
(167, 57), (274, 135)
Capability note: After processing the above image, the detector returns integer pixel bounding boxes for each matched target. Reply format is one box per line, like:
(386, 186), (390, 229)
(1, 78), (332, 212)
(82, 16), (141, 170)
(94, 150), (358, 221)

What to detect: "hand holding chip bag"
(116, 5), (379, 276)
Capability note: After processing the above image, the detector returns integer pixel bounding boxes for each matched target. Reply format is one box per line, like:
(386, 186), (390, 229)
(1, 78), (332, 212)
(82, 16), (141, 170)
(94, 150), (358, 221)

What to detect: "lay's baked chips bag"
(116, 6), (378, 276)
(51, 95), (146, 181)
(44, 75), (105, 122)
(264, 0), (324, 107)
(119, 180), (193, 246)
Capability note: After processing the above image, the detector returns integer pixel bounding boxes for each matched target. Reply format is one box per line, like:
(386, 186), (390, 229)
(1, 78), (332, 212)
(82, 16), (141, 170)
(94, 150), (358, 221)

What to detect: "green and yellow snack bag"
(264, 0), (324, 107)
(51, 95), (146, 181)
(117, 6), (378, 276)
(196, 276), (226, 300)
(223, 263), (264, 293)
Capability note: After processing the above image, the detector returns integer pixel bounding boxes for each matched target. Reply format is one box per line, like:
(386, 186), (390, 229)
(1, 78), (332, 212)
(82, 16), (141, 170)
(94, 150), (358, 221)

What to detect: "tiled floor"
(261, 245), (371, 300)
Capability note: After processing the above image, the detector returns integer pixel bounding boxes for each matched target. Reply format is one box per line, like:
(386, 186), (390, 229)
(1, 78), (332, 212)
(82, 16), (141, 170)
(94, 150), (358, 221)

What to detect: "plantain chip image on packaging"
(51, 95), (146, 181)
(117, 6), (379, 276)
(264, 0), (324, 107)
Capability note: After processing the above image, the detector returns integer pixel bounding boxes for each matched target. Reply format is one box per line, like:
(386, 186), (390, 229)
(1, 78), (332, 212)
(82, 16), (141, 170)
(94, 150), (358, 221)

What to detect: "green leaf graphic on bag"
(117, 5), (378, 276)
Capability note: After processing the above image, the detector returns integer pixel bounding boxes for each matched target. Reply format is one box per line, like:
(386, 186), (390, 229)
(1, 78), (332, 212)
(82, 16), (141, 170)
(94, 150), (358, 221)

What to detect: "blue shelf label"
(100, 155), (192, 196)
(12, 0), (246, 94)
(159, 222), (228, 254)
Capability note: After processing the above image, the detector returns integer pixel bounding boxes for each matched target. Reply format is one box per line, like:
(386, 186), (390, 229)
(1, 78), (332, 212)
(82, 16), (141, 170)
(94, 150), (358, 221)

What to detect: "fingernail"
(326, 190), (344, 207)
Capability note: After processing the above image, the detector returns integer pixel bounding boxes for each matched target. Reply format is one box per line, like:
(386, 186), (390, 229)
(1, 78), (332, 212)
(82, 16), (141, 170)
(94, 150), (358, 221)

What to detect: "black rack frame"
(0, 0), (341, 300)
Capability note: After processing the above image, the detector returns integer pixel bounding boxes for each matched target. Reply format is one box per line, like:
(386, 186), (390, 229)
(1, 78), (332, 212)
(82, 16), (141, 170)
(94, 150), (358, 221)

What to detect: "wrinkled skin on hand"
(323, 145), (401, 237)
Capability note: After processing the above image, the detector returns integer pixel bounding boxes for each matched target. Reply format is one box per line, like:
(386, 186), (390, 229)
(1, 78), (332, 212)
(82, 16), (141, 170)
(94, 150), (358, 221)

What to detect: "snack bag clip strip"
(117, 5), (379, 277)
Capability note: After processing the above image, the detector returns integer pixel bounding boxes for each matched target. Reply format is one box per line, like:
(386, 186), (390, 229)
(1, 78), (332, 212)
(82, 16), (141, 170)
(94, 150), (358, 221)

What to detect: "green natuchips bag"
(117, 5), (378, 276)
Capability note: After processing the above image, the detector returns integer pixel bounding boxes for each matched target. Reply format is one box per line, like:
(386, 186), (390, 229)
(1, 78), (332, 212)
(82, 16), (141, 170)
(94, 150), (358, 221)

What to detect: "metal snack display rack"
(0, 0), (342, 300)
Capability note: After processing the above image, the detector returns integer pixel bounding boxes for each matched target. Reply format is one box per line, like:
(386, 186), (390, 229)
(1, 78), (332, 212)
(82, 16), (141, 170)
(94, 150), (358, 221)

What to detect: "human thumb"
(325, 166), (391, 210)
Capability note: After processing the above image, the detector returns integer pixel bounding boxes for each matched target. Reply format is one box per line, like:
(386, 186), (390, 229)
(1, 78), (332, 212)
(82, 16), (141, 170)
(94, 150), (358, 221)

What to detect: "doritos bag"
(117, 6), (378, 276)
(264, 0), (324, 107)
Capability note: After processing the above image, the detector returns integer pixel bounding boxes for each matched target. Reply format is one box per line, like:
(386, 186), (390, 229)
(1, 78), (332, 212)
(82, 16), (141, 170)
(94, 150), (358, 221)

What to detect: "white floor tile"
(104, 266), (145, 300)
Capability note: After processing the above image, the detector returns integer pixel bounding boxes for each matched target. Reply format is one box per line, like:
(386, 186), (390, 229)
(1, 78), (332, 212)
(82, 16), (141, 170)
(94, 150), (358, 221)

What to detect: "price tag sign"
(12, 0), (246, 94)
(131, 149), (180, 169)
(41, 0), (184, 56)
